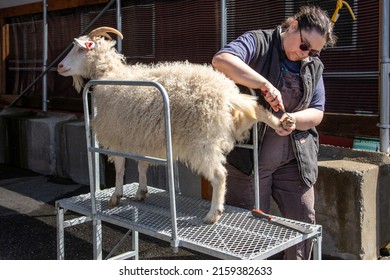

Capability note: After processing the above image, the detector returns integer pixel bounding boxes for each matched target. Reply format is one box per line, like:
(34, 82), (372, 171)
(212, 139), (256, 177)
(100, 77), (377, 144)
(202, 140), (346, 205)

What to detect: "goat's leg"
(134, 161), (149, 201)
(255, 104), (282, 130)
(203, 166), (227, 224)
(109, 156), (126, 206)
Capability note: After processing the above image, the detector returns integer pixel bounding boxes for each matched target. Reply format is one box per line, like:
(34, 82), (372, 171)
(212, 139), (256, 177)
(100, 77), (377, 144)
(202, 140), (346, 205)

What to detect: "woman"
(212, 5), (336, 260)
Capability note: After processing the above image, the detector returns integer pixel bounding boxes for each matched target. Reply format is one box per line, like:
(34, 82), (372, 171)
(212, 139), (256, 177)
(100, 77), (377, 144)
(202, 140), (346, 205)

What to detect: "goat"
(57, 27), (284, 224)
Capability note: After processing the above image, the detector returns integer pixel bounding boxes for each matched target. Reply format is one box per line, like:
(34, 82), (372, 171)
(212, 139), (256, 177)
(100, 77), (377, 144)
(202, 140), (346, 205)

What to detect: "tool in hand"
(251, 209), (313, 234)
(260, 89), (292, 119)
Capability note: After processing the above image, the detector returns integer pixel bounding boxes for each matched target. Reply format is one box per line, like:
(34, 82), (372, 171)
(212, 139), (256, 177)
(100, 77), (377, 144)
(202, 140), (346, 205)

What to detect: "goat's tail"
(229, 94), (259, 142)
(230, 93), (281, 141)
(229, 94), (258, 121)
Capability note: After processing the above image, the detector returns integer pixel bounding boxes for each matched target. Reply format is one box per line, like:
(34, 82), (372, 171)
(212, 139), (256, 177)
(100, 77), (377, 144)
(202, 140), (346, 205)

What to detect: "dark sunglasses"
(299, 28), (320, 57)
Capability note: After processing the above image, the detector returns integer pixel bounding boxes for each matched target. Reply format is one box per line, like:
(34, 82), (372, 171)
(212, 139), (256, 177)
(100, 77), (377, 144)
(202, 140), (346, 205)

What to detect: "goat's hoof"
(281, 113), (295, 128)
(134, 190), (149, 201)
(203, 209), (222, 224)
(108, 195), (122, 206)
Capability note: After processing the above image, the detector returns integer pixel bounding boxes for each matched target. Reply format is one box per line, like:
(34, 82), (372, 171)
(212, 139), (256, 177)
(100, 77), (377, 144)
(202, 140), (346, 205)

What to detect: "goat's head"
(57, 27), (123, 92)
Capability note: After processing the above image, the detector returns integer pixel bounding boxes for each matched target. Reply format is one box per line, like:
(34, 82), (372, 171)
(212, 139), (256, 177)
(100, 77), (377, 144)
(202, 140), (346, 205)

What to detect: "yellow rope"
(331, 0), (356, 28)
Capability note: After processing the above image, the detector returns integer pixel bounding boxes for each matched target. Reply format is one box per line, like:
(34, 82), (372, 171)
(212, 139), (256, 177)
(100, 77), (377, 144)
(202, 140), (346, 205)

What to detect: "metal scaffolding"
(6, 0), (390, 152)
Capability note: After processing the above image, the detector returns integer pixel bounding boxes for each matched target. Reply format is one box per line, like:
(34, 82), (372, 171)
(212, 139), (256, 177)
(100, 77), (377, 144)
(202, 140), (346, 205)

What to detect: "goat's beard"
(72, 76), (84, 93)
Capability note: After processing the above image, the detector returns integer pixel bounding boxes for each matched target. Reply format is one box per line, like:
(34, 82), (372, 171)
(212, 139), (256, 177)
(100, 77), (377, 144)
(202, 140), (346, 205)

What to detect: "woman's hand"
(275, 113), (296, 136)
(260, 86), (285, 112)
(274, 109), (324, 136)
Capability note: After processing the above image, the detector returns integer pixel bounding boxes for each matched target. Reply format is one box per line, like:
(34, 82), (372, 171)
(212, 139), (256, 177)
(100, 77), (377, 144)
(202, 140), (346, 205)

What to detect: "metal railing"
(82, 79), (178, 258)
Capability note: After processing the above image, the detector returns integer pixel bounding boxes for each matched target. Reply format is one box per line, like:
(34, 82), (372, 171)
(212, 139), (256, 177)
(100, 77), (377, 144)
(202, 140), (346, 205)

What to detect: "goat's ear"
(74, 38), (95, 50)
(85, 41), (95, 49)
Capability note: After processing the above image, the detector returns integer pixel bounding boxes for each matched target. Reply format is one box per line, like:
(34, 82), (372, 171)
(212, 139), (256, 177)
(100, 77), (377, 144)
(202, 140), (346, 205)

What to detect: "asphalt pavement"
(0, 164), (214, 260)
(2, 164), (388, 260)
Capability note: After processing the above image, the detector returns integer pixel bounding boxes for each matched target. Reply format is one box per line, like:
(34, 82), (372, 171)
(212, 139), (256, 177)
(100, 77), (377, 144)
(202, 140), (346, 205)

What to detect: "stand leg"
(93, 219), (103, 260)
(132, 230), (139, 260)
(312, 232), (322, 260)
(56, 204), (65, 260)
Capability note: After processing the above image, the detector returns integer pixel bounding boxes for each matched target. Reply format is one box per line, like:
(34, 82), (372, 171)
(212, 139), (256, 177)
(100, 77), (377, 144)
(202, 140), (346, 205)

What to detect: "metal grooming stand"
(56, 80), (322, 260)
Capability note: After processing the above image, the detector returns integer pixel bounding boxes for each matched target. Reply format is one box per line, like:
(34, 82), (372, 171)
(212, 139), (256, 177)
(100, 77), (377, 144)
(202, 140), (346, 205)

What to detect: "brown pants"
(225, 161), (315, 260)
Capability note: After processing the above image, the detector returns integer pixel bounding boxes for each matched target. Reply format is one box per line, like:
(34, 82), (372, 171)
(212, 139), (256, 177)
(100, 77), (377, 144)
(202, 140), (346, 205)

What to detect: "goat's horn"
(88, 27), (124, 40)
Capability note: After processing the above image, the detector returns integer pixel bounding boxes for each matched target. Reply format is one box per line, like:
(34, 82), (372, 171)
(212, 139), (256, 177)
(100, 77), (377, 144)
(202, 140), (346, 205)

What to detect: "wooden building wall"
(0, 0), (383, 146)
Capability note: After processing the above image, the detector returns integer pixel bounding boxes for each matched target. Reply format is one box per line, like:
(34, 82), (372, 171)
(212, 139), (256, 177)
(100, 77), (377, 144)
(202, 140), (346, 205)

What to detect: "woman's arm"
(212, 52), (285, 112)
(276, 108), (324, 136)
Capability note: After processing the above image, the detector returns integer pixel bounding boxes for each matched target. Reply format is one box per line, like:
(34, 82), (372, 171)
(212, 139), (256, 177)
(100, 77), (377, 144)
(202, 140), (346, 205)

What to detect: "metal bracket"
(377, 123), (390, 129)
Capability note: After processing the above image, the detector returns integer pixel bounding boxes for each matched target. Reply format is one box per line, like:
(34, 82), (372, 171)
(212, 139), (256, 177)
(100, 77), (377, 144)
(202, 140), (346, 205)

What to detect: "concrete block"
(378, 163), (390, 250)
(177, 163), (202, 198)
(123, 159), (201, 198)
(56, 120), (90, 185)
(319, 145), (390, 256)
(316, 159), (379, 259)
(23, 113), (77, 175)
(0, 108), (34, 164)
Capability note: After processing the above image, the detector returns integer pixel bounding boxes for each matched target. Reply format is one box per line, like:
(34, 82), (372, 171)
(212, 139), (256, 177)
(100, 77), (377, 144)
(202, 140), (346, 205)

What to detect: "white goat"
(57, 27), (283, 224)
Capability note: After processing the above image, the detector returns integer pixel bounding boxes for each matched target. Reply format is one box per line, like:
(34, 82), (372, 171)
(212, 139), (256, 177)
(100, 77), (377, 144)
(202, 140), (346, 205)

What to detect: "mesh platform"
(57, 183), (321, 260)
